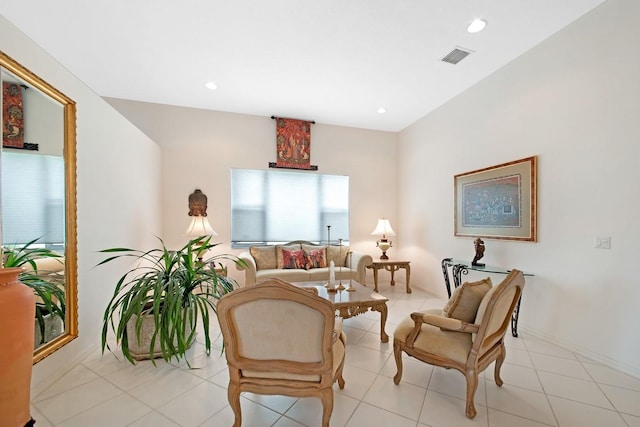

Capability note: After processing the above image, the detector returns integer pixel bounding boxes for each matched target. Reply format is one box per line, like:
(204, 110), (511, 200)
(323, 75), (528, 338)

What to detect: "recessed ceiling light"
(377, 107), (387, 114)
(204, 81), (218, 90)
(467, 18), (487, 33)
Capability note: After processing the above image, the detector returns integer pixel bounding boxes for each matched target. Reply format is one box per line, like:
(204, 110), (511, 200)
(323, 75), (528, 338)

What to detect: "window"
(231, 168), (349, 247)
(1, 152), (65, 247)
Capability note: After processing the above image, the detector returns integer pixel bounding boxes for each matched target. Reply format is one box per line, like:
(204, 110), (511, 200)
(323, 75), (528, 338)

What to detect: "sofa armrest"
(347, 251), (373, 284)
(236, 251), (257, 286)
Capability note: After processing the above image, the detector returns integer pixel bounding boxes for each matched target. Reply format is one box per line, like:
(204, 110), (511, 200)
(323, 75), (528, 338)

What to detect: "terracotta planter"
(0, 267), (36, 427)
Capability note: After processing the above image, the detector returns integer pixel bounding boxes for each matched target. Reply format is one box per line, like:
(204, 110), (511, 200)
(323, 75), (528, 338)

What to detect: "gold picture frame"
(454, 156), (537, 241)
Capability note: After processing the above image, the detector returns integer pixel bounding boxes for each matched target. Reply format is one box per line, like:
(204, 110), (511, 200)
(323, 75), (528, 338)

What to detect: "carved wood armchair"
(393, 269), (525, 418)
(216, 278), (346, 427)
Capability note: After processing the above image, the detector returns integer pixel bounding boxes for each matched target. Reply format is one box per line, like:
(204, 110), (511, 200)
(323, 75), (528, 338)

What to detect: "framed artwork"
(454, 156), (537, 241)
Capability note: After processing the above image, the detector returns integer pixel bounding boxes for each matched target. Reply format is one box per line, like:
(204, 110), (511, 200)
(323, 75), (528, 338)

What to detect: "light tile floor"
(30, 285), (640, 427)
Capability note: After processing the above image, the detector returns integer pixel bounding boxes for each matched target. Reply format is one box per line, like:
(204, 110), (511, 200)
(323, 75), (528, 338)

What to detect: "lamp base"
(377, 239), (392, 261)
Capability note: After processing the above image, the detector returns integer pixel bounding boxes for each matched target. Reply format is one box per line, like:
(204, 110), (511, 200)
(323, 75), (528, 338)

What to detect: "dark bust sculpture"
(188, 189), (208, 217)
(471, 238), (485, 267)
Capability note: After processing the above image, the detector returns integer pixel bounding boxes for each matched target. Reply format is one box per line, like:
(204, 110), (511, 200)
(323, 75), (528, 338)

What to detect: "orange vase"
(0, 267), (35, 427)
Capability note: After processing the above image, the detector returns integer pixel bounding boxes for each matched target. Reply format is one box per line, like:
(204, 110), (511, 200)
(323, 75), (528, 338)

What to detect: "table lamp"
(371, 218), (395, 260)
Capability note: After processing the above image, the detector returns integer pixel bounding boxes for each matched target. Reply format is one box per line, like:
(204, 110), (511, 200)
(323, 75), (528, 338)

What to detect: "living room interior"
(1, 0), (639, 425)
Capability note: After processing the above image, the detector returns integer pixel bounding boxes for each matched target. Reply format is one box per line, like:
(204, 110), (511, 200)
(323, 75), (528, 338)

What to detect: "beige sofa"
(237, 241), (372, 286)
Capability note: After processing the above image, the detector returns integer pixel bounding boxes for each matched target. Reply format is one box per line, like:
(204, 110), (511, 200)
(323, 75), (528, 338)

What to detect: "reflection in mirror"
(0, 51), (77, 364)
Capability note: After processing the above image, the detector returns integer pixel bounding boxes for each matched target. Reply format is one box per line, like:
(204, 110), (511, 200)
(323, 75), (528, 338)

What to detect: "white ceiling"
(1, 0), (606, 132)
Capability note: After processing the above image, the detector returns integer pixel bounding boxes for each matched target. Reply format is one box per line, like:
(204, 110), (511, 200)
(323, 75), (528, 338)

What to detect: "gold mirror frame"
(0, 50), (78, 364)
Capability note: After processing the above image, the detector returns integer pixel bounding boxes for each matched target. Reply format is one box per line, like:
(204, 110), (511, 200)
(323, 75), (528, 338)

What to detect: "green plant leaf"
(3, 238), (66, 343)
(96, 236), (243, 365)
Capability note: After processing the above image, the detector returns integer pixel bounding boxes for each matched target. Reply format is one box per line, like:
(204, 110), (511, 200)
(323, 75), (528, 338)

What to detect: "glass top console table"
(441, 258), (534, 337)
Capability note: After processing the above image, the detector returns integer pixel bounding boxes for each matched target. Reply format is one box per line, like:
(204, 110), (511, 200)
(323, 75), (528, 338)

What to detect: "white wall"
(1, 16), (163, 392)
(398, 0), (640, 377)
(104, 99), (399, 285)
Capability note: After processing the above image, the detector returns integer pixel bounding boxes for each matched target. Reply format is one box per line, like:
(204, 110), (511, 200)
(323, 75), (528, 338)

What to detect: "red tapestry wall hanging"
(269, 116), (317, 170)
(2, 82), (25, 149)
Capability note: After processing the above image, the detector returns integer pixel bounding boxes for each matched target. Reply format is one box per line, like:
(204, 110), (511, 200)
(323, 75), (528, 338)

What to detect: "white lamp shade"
(184, 216), (218, 237)
(371, 219), (396, 237)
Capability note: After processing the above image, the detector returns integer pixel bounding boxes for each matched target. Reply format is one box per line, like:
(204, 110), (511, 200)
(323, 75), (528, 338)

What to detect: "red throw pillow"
(282, 248), (306, 269)
(305, 248), (327, 269)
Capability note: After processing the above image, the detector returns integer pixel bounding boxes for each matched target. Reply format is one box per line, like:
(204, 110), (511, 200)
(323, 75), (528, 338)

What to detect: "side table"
(366, 260), (411, 293)
(441, 258), (533, 337)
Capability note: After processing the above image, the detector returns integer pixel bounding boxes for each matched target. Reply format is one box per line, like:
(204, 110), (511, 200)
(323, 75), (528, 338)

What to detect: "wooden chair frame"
(393, 269), (525, 418)
(217, 278), (346, 427)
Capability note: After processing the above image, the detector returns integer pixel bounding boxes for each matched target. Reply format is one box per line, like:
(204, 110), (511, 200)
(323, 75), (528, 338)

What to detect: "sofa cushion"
(276, 244), (302, 269)
(256, 269), (310, 283)
(21, 256), (65, 273)
(282, 248), (306, 269)
(249, 246), (276, 270)
(442, 277), (492, 323)
(308, 267), (356, 282)
(327, 245), (349, 267)
(304, 247), (327, 269)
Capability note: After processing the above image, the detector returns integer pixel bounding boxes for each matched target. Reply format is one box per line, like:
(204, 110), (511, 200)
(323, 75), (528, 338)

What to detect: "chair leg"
(228, 382), (242, 427)
(320, 388), (334, 427)
(494, 343), (506, 387)
(464, 370), (479, 419)
(336, 334), (346, 389)
(393, 339), (404, 385)
(336, 358), (346, 389)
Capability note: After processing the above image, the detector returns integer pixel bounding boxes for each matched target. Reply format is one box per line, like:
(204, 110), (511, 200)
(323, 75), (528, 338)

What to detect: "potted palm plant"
(98, 236), (245, 365)
(3, 238), (66, 346)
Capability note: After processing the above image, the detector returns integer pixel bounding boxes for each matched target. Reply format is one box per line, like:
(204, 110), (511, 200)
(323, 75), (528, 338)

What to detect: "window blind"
(1, 152), (65, 245)
(231, 168), (349, 246)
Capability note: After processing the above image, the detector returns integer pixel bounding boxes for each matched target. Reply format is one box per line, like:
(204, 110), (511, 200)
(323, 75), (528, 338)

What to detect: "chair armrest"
(421, 314), (479, 333)
(236, 251), (257, 286)
(405, 312), (479, 348)
(347, 251), (373, 284)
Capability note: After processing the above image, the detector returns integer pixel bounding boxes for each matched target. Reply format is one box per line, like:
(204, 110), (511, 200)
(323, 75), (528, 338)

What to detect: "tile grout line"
(522, 336), (561, 427)
(574, 350), (632, 425)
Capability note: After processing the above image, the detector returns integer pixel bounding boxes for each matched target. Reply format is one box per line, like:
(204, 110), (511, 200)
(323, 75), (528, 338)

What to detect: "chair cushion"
(242, 330), (345, 382)
(393, 312), (472, 365)
(442, 277), (492, 323)
(474, 284), (517, 335)
(250, 246), (276, 270)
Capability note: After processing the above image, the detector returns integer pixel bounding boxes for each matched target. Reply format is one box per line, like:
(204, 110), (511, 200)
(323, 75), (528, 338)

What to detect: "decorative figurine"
(471, 237), (485, 267)
(188, 189), (208, 217)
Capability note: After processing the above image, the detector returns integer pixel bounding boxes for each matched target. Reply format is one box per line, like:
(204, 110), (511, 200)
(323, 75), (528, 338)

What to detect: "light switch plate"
(594, 236), (611, 249)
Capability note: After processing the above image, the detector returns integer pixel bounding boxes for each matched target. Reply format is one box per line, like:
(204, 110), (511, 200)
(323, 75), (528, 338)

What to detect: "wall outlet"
(594, 236), (611, 249)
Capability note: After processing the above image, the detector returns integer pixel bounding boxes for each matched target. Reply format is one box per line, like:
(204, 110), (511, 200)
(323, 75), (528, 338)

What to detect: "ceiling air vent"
(441, 47), (473, 65)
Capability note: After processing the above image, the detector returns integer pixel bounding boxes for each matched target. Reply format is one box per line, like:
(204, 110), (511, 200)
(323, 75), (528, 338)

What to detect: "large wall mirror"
(0, 50), (78, 364)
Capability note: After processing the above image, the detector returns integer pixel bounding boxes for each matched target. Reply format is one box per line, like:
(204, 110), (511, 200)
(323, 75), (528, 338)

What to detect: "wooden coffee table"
(294, 280), (389, 343)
